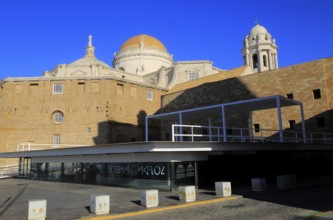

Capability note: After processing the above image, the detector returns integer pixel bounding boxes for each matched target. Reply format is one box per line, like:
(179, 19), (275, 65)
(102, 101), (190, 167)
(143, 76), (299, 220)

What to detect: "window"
(252, 54), (258, 69)
(263, 55), (267, 67)
(52, 111), (64, 124)
(147, 90), (153, 100)
(289, 120), (296, 129)
(316, 117), (325, 127)
(253, 124), (260, 133)
(188, 72), (199, 81)
(78, 82), (85, 94)
(287, 93), (294, 100)
(117, 83), (124, 95)
(53, 134), (61, 147)
(29, 83), (39, 95)
(313, 89), (321, 99)
(53, 83), (63, 94)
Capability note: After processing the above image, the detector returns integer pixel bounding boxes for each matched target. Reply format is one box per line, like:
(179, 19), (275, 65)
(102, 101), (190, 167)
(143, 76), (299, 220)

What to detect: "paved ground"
(0, 178), (333, 220)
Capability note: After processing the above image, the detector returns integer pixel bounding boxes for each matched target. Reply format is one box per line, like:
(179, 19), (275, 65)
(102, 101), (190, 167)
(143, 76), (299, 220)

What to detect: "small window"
(53, 134), (61, 147)
(117, 83), (124, 95)
(119, 67), (125, 71)
(78, 82), (85, 94)
(253, 124), (260, 133)
(53, 83), (63, 94)
(188, 72), (199, 81)
(289, 120), (296, 129)
(52, 111), (64, 124)
(287, 93), (294, 100)
(263, 55), (267, 67)
(316, 117), (325, 128)
(147, 90), (153, 100)
(313, 89), (321, 99)
(29, 83), (39, 95)
(252, 54), (258, 69)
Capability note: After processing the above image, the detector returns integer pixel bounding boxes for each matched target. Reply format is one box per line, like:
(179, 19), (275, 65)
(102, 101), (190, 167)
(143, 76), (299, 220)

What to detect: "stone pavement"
(1, 177), (333, 220)
(0, 179), (240, 220)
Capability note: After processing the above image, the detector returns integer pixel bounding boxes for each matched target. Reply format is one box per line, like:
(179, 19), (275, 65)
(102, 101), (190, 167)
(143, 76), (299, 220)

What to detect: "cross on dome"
(85, 34), (95, 57)
(88, 34), (92, 47)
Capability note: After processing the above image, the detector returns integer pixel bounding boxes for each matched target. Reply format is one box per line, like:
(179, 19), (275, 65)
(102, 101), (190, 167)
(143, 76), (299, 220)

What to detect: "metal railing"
(171, 124), (333, 144)
(17, 143), (89, 151)
(0, 164), (18, 178)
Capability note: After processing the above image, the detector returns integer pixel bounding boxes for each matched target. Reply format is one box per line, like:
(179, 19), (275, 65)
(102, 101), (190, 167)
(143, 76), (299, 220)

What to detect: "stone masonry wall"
(0, 78), (165, 165)
(161, 57), (333, 136)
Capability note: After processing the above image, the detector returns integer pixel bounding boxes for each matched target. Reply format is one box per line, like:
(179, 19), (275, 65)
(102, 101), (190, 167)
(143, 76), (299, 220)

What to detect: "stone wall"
(161, 57), (333, 136)
(0, 78), (165, 165)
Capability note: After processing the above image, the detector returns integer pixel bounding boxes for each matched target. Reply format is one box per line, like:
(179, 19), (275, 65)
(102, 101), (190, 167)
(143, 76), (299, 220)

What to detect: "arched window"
(263, 55), (267, 67)
(252, 54), (258, 69)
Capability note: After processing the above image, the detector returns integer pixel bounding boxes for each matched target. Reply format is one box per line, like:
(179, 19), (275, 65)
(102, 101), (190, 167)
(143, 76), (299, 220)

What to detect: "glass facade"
(29, 162), (183, 190)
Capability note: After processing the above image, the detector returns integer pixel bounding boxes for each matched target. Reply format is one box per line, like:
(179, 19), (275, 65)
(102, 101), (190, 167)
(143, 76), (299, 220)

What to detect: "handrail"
(171, 124), (333, 144)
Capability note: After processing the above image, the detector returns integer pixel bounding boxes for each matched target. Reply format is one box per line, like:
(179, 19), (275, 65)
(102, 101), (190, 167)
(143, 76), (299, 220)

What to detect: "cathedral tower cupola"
(242, 22), (278, 73)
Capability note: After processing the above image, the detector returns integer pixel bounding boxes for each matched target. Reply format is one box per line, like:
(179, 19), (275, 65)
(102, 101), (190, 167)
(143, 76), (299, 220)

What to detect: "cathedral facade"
(0, 23), (332, 168)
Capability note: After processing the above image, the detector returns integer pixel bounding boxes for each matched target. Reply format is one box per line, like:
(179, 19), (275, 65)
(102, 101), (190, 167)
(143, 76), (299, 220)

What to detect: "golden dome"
(120, 34), (167, 52)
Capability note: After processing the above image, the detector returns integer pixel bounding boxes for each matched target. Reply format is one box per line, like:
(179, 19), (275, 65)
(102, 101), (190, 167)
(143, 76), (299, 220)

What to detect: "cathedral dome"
(113, 34), (173, 75)
(249, 24), (269, 36)
(120, 34), (168, 52)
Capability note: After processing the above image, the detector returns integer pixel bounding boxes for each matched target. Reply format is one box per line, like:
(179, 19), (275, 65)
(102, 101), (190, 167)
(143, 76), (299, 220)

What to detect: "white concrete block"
(90, 195), (110, 215)
(140, 190), (159, 208)
(178, 186), (196, 202)
(215, 182), (232, 196)
(28, 199), (47, 220)
(277, 175), (296, 189)
(251, 178), (267, 192)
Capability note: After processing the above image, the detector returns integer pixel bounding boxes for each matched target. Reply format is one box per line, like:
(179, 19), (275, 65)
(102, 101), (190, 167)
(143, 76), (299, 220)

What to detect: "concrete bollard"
(215, 181), (232, 196)
(276, 174), (296, 189)
(89, 195), (110, 215)
(28, 199), (47, 220)
(178, 186), (196, 202)
(140, 190), (159, 208)
(251, 178), (267, 192)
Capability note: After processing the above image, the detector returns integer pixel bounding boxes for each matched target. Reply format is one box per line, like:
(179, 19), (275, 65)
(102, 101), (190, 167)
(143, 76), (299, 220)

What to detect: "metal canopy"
(145, 95), (306, 143)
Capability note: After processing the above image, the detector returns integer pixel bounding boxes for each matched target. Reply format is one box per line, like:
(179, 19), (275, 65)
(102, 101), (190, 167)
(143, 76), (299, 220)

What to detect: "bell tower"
(242, 22), (278, 73)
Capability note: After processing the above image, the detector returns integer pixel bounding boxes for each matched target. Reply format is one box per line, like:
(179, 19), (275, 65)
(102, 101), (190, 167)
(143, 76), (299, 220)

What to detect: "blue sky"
(0, 0), (332, 78)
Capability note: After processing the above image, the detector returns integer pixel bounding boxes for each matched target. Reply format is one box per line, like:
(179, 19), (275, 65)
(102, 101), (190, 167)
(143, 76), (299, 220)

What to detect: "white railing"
(17, 143), (89, 151)
(0, 164), (18, 178)
(171, 124), (333, 144)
